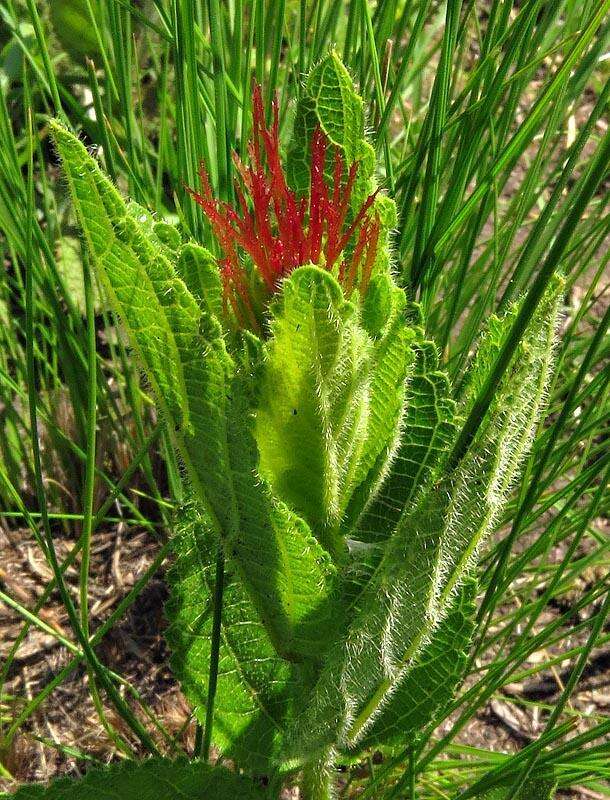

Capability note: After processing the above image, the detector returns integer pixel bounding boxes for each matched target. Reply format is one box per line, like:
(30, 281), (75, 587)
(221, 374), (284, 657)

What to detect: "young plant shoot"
(49, 52), (562, 800)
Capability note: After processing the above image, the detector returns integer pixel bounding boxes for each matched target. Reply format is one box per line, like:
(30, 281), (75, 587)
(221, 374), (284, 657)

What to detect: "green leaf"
(284, 279), (562, 758)
(1, 758), (266, 799)
(166, 502), (294, 771)
(222, 347), (341, 660)
(288, 52), (375, 203)
(255, 266), (372, 551)
(436, 279), (564, 608)
(458, 305), (519, 409)
(354, 328), (458, 544)
(286, 53), (396, 295)
(152, 220), (183, 251)
(256, 266), (412, 560)
(177, 242), (224, 321)
(341, 283), (415, 533)
(50, 121), (198, 434)
(307, 51), (365, 165)
(51, 123), (337, 662)
(287, 52), (375, 210)
(358, 580), (476, 751)
(286, 95), (319, 197)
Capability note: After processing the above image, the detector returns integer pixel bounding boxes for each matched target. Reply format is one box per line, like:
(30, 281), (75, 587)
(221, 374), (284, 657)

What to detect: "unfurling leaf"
(256, 266), (411, 558)
(255, 266), (371, 544)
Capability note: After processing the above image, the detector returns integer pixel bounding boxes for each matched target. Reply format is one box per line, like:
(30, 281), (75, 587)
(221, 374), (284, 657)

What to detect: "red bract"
(187, 84), (380, 329)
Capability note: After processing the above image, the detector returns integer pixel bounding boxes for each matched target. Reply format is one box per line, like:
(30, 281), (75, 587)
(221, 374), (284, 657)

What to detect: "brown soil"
(1, 520), (608, 797)
(0, 525), (193, 788)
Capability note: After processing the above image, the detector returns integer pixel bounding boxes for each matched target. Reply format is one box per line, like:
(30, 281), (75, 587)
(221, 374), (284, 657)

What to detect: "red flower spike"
(187, 83), (381, 329)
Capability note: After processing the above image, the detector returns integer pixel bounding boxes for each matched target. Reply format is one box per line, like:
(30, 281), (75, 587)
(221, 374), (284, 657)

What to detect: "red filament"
(187, 84), (381, 327)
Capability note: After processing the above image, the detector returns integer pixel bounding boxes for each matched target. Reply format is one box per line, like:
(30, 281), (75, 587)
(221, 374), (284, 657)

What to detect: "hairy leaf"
(436, 279), (564, 607)
(288, 52), (374, 207)
(339, 327), (458, 614)
(177, 242), (224, 320)
(341, 283), (415, 534)
(354, 328), (458, 544)
(256, 266), (372, 552)
(52, 124), (337, 661)
(152, 220), (183, 251)
(285, 279), (562, 757)
(1, 758), (265, 799)
(256, 266), (412, 559)
(358, 580), (476, 751)
(285, 53), (393, 285)
(222, 370), (340, 659)
(165, 502), (294, 771)
(307, 52), (365, 165)
(458, 303), (518, 407)
(51, 121), (198, 434)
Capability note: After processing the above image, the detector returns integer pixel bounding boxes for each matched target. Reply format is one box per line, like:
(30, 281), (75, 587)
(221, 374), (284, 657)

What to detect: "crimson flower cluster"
(188, 85), (380, 329)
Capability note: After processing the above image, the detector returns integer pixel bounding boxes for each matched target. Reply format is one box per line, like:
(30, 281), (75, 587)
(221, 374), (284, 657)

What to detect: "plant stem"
(408, 742), (416, 800)
(201, 544), (226, 761)
(302, 751), (333, 800)
(79, 249), (97, 637)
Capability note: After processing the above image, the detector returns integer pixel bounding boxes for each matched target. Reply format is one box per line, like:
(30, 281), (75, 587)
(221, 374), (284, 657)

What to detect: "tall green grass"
(0, 0), (608, 797)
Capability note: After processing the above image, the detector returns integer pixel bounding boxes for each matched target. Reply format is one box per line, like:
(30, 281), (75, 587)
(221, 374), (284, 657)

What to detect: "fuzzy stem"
(301, 751), (334, 800)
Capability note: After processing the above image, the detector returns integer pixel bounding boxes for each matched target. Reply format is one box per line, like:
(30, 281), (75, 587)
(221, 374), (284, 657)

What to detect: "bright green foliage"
(306, 50), (376, 211)
(341, 281), (416, 534)
(152, 220), (183, 251)
(205, 339), (340, 661)
(287, 53), (393, 278)
(51, 121), (198, 435)
(354, 325), (458, 544)
(308, 52), (366, 164)
(256, 267), (372, 541)
(358, 580), (476, 750)
(176, 242), (224, 319)
(166, 502), (294, 770)
(284, 277), (562, 758)
(256, 267), (412, 556)
(1, 0), (606, 788)
(440, 277), (563, 606)
(0, 758), (265, 799)
(288, 52), (374, 209)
